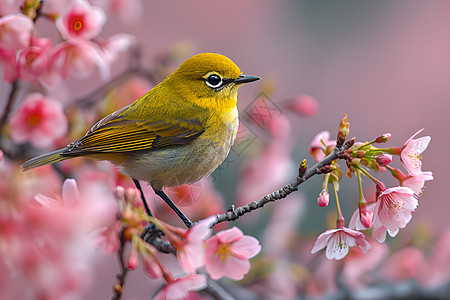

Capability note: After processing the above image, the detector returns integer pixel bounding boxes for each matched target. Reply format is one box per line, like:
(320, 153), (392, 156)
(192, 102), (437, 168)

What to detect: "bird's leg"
(154, 189), (193, 228)
(132, 179), (153, 217)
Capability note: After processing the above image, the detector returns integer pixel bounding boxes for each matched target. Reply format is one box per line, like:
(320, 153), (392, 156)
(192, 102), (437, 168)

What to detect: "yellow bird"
(22, 53), (260, 227)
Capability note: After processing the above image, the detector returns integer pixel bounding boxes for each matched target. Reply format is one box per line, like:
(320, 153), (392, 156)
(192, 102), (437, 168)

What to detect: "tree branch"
(111, 230), (129, 300)
(0, 81), (19, 142)
(215, 138), (355, 224)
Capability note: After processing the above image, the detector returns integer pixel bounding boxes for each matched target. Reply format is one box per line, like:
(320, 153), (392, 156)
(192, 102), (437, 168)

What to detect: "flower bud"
(337, 113), (350, 147)
(317, 191), (329, 207)
(127, 246), (139, 270)
(376, 154), (392, 167)
(298, 159), (307, 177)
(143, 255), (162, 279)
(375, 133), (391, 143)
(360, 208), (373, 229)
(358, 201), (373, 228)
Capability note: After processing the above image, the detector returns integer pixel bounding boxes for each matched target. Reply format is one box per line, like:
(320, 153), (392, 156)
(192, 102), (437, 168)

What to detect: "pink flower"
(154, 274), (207, 300)
(56, 0), (106, 40)
(35, 178), (79, 208)
(173, 216), (215, 274)
(98, 33), (136, 65)
(349, 203), (375, 230)
(50, 38), (109, 81)
(372, 186), (417, 242)
(17, 37), (53, 83)
(317, 190), (329, 207)
(309, 131), (336, 162)
(401, 129), (431, 175)
(9, 92), (67, 149)
(311, 227), (371, 260)
(0, 14), (33, 51)
(0, 47), (17, 82)
(381, 247), (426, 282)
(204, 227), (261, 280)
(376, 153), (392, 167)
(401, 171), (434, 195)
(283, 94), (319, 117)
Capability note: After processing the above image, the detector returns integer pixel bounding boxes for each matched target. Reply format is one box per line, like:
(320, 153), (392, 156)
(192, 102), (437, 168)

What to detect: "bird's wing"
(62, 106), (205, 155)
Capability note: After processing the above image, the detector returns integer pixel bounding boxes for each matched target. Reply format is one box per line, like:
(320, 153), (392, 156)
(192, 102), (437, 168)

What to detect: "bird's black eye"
(205, 74), (223, 88)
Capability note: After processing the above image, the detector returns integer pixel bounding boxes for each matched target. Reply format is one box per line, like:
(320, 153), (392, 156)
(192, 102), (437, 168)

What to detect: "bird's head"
(167, 53), (260, 110)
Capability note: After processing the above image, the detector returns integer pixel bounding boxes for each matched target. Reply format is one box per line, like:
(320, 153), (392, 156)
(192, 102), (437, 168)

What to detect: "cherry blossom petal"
(62, 178), (80, 205)
(154, 274), (207, 300)
(0, 47), (17, 82)
(216, 226), (243, 244)
(231, 235), (261, 259)
(0, 14), (33, 51)
(311, 229), (339, 254)
(326, 231), (350, 260)
(402, 171), (434, 195)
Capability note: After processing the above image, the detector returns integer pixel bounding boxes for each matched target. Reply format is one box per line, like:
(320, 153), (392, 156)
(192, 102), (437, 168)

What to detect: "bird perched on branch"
(22, 53), (260, 227)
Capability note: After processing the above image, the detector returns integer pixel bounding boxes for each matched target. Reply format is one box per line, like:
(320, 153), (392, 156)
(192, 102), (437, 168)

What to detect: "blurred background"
(1, 0), (450, 299)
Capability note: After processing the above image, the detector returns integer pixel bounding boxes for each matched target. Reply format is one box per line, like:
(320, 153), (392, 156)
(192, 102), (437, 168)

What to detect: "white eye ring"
(205, 74), (223, 88)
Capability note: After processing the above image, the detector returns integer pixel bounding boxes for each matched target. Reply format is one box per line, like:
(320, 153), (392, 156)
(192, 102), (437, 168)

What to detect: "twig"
(111, 230), (129, 300)
(215, 138), (355, 224)
(0, 81), (19, 138)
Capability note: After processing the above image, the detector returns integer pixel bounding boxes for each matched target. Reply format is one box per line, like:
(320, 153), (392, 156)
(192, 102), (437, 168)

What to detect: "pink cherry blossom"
(372, 186), (417, 242)
(381, 247), (426, 282)
(9, 92), (68, 149)
(204, 226), (261, 280)
(401, 128), (431, 175)
(0, 178), (116, 299)
(154, 274), (207, 300)
(173, 216), (215, 274)
(311, 227), (371, 260)
(0, 47), (17, 82)
(283, 94), (319, 117)
(56, 0), (106, 40)
(50, 38), (109, 81)
(317, 190), (329, 207)
(402, 171), (434, 195)
(0, 14), (33, 51)
(309, 131), (336, 162)
(98, 33), (137, 65)
(17, 37), (53, 83)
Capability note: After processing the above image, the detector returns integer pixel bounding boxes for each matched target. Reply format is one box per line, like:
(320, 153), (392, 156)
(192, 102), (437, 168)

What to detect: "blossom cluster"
(310, 117), (433, 260)
(1, 0), (135, 149)
(109, 186), (261, 299)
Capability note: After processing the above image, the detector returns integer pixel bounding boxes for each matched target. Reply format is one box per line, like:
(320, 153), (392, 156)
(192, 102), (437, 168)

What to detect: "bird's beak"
(233, 74), (260, 84)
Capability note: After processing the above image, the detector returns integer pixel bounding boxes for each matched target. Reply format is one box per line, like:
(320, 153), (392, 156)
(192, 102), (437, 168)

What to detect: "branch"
(215, 138), (355, 224)
(0, 81), (19, 141)
(111, 230), (129, 300)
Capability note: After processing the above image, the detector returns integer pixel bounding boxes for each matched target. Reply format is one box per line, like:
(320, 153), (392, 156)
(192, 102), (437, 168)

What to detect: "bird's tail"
(21, 148), (69, 171)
